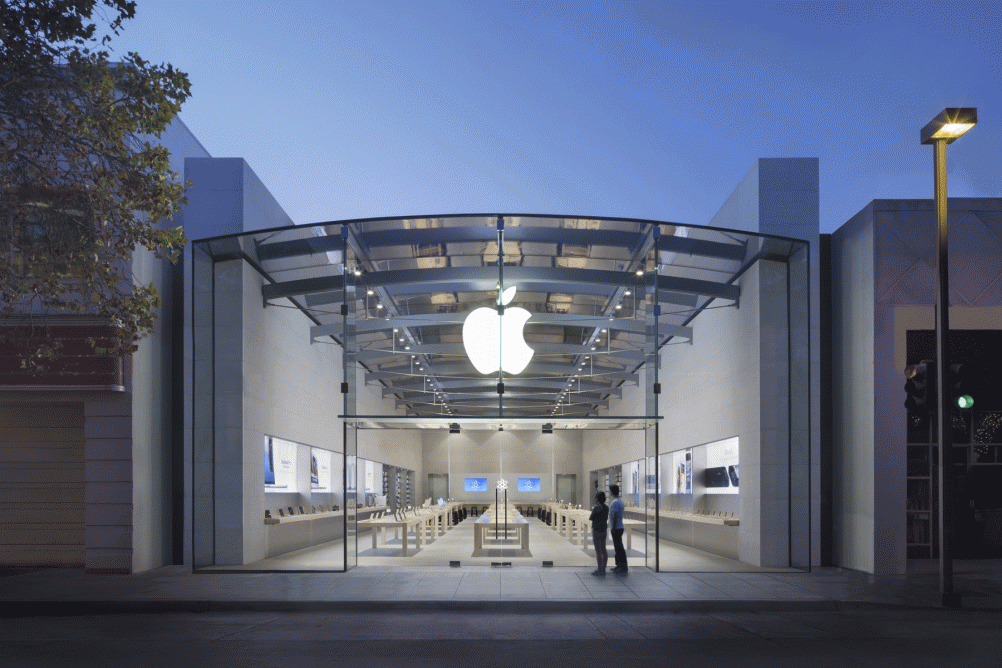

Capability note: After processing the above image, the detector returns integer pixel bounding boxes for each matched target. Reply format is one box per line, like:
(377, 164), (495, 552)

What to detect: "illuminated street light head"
(921, 108), (977, 145)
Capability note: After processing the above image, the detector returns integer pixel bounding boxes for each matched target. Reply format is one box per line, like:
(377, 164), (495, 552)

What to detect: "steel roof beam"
(383, 378), (621, 394)
(365, 361), (638, 382)
(357, 343), (645, 361)
(360, 226), (645, 250)
(256, 234), (343, 262)
(656, 235), (746, 261)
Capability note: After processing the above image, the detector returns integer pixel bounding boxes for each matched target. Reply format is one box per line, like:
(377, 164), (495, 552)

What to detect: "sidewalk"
(2, 560), (1000, 616)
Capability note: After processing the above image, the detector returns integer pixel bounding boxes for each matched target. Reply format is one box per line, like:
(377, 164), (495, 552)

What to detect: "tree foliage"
(1, 0), (191, 368)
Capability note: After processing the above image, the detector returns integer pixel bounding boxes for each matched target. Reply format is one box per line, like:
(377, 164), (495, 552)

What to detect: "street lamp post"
(920, 107), (977, 609)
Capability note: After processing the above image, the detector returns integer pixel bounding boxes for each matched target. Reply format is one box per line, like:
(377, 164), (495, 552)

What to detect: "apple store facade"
(190, 214), (811, 573)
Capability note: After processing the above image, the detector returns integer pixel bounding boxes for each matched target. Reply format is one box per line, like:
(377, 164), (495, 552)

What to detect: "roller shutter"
(0, 402), (85, 567)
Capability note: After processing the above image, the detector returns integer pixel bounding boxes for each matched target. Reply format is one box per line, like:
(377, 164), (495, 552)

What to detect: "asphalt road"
(2, 608), (1001, 667)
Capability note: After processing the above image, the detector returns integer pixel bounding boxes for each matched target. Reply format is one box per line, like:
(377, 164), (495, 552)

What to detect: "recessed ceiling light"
(367, 289), (374, 295)
(354, 269), (362, 277)
(636, 270), (644, 276)
(615, 304), (622, 310)
(591, 347), (596, 351)
(376, 303), (383, 309)
(624, 290), (631, 296)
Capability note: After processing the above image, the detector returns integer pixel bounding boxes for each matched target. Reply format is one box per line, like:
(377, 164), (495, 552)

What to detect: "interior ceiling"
(226, 214), (768, 426)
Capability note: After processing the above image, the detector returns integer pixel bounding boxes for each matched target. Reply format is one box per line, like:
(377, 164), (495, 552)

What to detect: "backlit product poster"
(364, 459), (374, 494)
(265, 437), (275, 484)
(670, 448), (692, 494)
(624, 460), (638, 494)
(265, 436), (297, 493)
(704, 437), (739, 494)
(311, 448), (331, 490)
(465, 478), (488, 492)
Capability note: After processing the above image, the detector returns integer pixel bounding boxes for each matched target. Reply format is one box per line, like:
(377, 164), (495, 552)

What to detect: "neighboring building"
(830, 198), (1002, 575)
(0, 118), (210, 573)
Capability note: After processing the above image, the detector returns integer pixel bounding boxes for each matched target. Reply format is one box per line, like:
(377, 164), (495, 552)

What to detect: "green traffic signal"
(949, 363), (973, 410)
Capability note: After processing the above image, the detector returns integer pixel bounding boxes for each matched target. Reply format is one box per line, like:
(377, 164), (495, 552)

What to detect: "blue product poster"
(464, 478), (488, 492)
(517, 478), (540, 492)
(310, 454), (319, 485)
(265, 438), (275, 485)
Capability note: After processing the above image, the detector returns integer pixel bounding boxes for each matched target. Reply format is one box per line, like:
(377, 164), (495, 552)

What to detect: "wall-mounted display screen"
(265, 436), (297, 493)
(704, 437), (739, 494)
(311, 448), (331, 491)
(465, 478), (488, 492)
(517, 478), (540, 492)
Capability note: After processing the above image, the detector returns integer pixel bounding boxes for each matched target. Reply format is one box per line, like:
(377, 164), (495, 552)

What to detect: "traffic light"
(949, 363), (974, 409)
(904, 360), (936, 413)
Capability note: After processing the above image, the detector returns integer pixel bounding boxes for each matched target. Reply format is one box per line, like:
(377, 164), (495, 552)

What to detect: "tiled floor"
(204, 516), (797, 573)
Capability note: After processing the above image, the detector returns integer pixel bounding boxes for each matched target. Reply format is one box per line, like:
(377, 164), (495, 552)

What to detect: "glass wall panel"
(188, 216), (810, 574)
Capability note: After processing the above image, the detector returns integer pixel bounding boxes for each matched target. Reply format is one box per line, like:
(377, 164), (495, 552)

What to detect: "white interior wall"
(356, 367), (423, 493)
(240, 268), (345, 564)
(658, 263), (767, 564)
(581, 370), (646, 489)
(422, 430), (582, 504)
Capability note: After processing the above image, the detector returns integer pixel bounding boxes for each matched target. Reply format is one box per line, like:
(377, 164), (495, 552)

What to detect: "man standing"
(608, 484), (627, 574)
(589, 491), (609, 575)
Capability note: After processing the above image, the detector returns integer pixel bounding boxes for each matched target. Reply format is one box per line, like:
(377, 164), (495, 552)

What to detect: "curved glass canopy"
(194, 214), (805, 430)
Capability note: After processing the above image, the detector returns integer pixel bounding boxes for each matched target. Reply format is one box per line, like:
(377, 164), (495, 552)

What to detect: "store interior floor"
(211, 516), (798, 573)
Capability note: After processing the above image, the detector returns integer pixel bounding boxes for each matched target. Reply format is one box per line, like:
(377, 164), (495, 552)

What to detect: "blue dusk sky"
(111, 0), (1000, 234)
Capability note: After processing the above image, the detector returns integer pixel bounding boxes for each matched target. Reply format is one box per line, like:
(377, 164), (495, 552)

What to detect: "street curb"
(0, 598), (952, 617)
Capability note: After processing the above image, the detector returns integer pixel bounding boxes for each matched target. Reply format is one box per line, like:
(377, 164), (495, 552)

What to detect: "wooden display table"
(360, 513), (429, 556)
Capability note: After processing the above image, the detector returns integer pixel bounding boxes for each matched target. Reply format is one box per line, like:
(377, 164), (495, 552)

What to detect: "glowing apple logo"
(462, 286), (534, 374)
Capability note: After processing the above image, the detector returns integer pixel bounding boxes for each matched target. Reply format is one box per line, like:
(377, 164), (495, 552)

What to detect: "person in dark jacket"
(590, 491), (609, 575)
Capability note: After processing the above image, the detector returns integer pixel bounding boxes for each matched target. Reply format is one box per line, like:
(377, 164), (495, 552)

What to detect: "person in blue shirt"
(608, 484), (627, 573)
(589, 491), (609, 575)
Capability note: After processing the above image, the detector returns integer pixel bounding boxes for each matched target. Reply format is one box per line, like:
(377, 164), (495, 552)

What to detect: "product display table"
(541, 502), (649, 552)
(358, 503), (463, 556)
(472, 506), (529, 556)
(360, 513), (430, 557)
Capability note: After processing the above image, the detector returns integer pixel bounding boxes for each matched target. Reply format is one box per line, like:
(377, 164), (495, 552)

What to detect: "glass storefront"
(190, 215), (809, 573)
